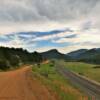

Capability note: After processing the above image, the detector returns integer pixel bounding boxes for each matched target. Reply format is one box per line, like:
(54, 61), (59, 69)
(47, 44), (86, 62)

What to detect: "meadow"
(61, 61), (100, 83)
(32, 62), (88, 100)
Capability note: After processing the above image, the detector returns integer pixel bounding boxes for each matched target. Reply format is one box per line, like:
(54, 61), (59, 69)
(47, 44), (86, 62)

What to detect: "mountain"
(1, 46), (100, 70)
(41, 49), (70, 60)
(40, 48), (100, 64)
(67, 48), (100, 64)
(67, 49), (87, 59)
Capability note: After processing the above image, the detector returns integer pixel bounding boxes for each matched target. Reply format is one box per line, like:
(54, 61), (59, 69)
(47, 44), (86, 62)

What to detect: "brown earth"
(0, 66), (58, 100)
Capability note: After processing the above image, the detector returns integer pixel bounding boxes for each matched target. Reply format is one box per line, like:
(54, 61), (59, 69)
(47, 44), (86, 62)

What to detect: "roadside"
(60, 60), (100, 83)
(0, 66), (57, 100)
(55, 61), (100, 100)
(32, 62), (87, 100)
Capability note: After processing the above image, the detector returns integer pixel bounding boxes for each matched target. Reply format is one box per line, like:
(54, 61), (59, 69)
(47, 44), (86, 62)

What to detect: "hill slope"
(67, 48), (100, 64)
(41, 49), (70, 60)
(67, 49), (87, 59)
(0, 47), (42, 70)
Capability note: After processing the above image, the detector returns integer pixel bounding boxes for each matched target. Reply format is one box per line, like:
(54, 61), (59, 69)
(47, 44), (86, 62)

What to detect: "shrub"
(0, 60), (10, 70)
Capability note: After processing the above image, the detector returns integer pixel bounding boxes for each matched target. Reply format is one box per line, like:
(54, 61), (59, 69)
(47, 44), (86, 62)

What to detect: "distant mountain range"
(41, 48), (100, 64)
(0, 46), (100, 70)
(67, 49), (88, 59)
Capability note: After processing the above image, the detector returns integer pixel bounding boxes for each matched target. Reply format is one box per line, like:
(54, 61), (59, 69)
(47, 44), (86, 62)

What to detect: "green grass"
(32, 62), (87, 100)
(61, 61), (100, 83)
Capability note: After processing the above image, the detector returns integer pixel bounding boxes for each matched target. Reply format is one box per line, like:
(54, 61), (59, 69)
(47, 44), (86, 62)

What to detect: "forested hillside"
(0, 47), (42, 70)
(67, 48), (100, 64)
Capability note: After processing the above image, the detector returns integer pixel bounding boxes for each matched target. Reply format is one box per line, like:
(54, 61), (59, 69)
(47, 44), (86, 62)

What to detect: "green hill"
(67, 48), (100, 64)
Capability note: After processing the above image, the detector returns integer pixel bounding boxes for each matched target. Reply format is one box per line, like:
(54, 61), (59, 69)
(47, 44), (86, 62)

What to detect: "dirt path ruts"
(0, 66), (57, 100)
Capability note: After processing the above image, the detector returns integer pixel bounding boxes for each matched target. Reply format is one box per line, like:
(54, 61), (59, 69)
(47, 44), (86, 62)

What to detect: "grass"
(61, 61), (100, 83)
(32, 62), (87, 100)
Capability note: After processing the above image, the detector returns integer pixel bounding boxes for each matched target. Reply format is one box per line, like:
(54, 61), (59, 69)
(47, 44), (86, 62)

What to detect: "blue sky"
(0, 27), (100, 53)
(0, 0), (100, 53)
(0, 28), (75, 53)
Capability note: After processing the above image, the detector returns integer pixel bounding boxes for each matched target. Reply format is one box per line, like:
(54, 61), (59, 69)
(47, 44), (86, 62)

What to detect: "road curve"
(56, 65), (100, 100)
(0, 66), (57, 100)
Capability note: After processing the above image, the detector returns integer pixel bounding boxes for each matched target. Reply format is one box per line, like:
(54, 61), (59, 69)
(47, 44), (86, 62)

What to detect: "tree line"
(0, 47), (43, 70)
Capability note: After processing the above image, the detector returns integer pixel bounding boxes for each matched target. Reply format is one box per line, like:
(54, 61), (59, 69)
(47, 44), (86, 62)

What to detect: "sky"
(0, 0), (100, 54)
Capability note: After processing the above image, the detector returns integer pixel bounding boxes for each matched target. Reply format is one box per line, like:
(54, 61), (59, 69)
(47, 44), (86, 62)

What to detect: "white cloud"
(0, 0), (100, 53)
(35, 44), (98, 54)
(32, 31), (74, 41)
(0, 0), (100, 34)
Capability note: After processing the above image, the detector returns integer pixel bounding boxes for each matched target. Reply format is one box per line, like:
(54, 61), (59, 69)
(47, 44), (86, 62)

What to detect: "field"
(32, 62), (87, 100)
(61, 61), (100, 83)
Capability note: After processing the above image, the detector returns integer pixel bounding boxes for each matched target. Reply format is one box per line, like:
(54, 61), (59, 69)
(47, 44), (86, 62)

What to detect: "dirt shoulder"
(0, 66), (57, 100)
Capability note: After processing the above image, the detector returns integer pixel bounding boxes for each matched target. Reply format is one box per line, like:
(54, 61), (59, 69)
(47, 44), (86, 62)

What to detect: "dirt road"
(56, 65), (100, 100)
(0, 66), (57, 100)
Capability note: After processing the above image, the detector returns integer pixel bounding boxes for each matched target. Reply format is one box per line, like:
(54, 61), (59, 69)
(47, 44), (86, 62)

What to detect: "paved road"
(0, 66), (57, 100)
(56, 64), (100, 100)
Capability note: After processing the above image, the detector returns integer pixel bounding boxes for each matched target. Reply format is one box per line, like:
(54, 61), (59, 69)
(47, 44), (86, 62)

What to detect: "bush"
(93, 66), (100, 69)
(41, 72), (48, 78)
(0, 60), (10, 70)
(9, 55), (20, 66)
(50, 60), (55, 67)
(50, 63), (54, 67)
